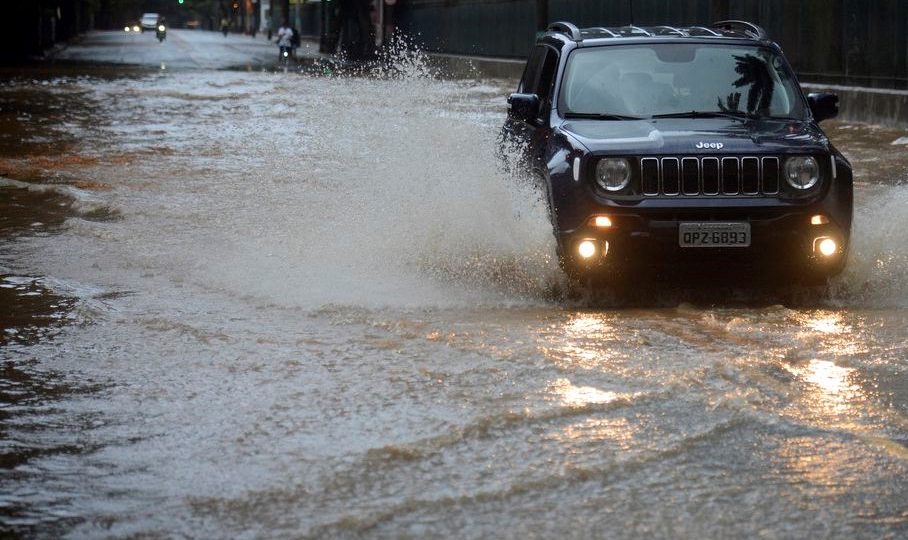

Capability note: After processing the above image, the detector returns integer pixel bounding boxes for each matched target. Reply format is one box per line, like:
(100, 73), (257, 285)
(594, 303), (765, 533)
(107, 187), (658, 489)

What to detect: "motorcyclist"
(156, 16), (167, 41)
(276, 21), (293, 60)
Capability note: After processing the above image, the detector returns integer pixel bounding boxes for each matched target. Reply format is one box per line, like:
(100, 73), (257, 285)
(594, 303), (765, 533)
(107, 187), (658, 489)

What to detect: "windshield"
(559, 43), (807, 120)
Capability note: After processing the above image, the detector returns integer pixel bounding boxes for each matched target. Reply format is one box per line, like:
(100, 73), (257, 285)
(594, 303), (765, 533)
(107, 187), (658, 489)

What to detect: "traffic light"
(178, 0), (184, 4)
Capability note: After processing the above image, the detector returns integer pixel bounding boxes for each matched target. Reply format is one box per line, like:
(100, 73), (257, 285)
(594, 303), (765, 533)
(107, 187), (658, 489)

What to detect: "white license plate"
(679, 222), (751, 247)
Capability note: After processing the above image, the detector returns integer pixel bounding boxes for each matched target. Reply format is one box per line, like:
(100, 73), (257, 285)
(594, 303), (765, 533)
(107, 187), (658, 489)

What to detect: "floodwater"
(1, 56), (908, 539)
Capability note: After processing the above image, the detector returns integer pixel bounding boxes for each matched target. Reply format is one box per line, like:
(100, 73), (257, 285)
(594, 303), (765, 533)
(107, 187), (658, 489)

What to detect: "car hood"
(559, 117), (830, 155)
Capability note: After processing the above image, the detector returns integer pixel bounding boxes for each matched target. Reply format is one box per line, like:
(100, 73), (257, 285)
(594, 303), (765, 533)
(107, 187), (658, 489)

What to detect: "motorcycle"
(156, 23), (166, 42)
(278, 46), (292, 69)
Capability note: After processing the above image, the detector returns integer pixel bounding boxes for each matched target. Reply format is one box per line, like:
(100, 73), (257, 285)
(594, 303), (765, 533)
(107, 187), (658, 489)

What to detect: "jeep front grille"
(640, 156), (780, 197)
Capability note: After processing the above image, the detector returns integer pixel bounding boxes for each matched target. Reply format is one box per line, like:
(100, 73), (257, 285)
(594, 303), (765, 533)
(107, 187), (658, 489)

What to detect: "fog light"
(815, 237), (838, 257)
(591, 216), (613, 228)
(811, 214), (829, 225)
(578, 240), (597, 259)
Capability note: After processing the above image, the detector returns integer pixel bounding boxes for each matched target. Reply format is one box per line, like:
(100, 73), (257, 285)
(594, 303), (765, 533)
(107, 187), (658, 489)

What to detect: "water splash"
(832, 184), (908, 307)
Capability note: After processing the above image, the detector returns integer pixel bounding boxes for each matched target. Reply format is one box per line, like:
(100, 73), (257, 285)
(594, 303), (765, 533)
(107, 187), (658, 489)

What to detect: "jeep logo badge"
(696, 141), (724, 150)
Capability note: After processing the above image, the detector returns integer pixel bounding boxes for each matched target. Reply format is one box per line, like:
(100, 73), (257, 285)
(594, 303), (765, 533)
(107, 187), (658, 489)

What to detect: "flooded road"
(2, 43), (908, 537)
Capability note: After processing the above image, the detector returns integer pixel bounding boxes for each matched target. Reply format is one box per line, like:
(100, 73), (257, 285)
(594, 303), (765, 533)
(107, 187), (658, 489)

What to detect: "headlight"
(784, 156), (819, 190)
(158, 25), (166, 32)
(595, 158), (631, 192)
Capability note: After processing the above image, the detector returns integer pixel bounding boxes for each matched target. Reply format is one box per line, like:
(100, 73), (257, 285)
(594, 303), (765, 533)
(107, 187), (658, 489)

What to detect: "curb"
(427, 52), (525, 80)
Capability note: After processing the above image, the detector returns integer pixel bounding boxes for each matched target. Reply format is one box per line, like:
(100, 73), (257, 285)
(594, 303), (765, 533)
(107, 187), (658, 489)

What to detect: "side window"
(535, 48), (559, 118)
(516, 45), (560, 123)
(518, 46), (547, 93)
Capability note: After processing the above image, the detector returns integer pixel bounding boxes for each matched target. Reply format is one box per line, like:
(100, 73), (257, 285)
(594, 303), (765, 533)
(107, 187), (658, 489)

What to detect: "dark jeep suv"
(503, 21), (852, 285)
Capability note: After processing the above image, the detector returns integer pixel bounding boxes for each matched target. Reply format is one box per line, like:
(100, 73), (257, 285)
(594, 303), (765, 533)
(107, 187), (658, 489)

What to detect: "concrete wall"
(803, 84), (908, 128)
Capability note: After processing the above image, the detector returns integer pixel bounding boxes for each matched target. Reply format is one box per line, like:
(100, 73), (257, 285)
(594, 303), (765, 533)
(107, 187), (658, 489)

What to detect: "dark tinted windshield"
(559, 43), (806, 119)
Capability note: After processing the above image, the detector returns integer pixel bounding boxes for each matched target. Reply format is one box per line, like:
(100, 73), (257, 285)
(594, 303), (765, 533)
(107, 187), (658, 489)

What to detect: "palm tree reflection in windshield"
(718, 54), (775, 115)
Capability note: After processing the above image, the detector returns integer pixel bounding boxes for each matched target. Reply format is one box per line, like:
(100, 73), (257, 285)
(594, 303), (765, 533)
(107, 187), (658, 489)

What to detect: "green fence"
(728, 0), (908, 88)
(397, 0), (908, 88)
(396, 0), (537, 58)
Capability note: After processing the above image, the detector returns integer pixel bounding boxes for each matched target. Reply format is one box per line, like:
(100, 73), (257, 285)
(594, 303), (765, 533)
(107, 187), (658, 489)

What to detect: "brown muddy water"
(1, 62), (907, 539)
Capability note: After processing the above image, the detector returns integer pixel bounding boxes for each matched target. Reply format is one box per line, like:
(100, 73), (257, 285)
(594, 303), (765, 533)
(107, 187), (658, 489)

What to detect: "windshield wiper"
(651, 110), (757, 121)
(564, 112), (644, 121)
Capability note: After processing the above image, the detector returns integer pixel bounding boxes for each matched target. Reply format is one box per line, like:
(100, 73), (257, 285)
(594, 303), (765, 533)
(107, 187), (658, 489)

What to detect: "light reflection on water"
(805, 313), (849, 335)
(789, 311), (858, 393)
(800, 360), (858, 398)
(548, 377), (621, 407)
(776, 436), (863, 500)
(539, 311), (649, 373)
(556, 416), (637, 447)
(785, 358), (860, 416)
(556, 313), (617, 367)
(782, 311), (869, 425)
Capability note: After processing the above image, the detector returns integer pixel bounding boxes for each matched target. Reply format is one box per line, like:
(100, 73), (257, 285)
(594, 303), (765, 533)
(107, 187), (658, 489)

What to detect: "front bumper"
(559, 206), (849, 281)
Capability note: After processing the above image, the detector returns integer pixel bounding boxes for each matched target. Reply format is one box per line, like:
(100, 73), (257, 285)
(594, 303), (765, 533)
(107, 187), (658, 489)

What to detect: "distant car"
(502, 20), (852, 286)
(124, 22), (141, 32)
(140, 13), (161, 32)
(185, 20), (201, 30)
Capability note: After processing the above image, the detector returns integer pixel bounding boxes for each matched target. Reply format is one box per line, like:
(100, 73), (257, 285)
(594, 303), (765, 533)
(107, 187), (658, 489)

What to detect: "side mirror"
(508, 93), (540, 122)
(807, 93), (839, 122)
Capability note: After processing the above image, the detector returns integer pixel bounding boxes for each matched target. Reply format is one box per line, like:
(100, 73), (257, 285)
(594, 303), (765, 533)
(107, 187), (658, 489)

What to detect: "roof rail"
(687, 26), (721, 36)
(620, 25), (653, 36)
(547, 21), (582, 41)
(711, 20), (767, 40)
(589, 27), (620, 38)
(651, 25), (686, 36)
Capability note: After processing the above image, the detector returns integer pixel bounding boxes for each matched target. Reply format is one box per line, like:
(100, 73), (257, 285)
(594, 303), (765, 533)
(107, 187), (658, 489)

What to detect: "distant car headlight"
(595, 158), (631, 192)
(784, 156), (819, 190)
(124, 26), (131, 32)
(132, 25), (140, 32)
(158, 25), (166, 32)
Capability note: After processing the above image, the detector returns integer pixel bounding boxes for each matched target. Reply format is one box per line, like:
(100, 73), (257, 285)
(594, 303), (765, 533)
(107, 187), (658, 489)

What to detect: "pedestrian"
(220, 17), (229, 37)
(264, 16), (272, 41)
(276, 21), (293, 60)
